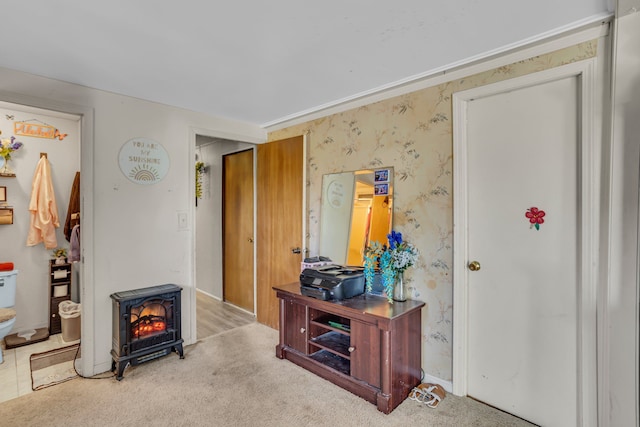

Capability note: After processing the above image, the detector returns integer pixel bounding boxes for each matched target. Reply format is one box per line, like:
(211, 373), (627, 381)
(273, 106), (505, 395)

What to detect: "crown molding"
(263, 12), (612, 132)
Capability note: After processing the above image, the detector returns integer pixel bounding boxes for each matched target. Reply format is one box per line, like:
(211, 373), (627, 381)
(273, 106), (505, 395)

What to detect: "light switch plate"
(177, 211), (188, 229)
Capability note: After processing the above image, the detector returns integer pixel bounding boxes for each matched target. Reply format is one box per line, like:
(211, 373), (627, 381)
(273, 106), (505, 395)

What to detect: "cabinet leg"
(275, 344), (285, 359)
(376, 393), (392, 414)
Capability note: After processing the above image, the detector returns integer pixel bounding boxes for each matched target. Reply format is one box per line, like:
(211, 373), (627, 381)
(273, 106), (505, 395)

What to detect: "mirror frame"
(318, 167), (393, 266)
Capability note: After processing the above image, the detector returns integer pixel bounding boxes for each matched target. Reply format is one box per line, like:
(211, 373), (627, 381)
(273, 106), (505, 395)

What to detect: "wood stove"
(110, 284), (184, 380)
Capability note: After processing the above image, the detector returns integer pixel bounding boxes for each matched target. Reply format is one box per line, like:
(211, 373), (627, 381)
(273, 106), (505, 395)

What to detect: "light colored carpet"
(2, 323), (534, 426)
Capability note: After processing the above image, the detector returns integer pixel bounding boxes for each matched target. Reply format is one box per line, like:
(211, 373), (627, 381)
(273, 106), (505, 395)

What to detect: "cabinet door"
(50, 296), (67, 334)
(350, 320), (381, 388)
(283, 300), (307, 354)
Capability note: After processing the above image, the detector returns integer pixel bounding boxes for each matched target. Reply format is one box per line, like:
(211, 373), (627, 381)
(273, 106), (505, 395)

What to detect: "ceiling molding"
(263, 12), (612, 132)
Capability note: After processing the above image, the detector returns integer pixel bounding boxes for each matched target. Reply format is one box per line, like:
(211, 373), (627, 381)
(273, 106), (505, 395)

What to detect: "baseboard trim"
(422, 373), (453, 394)
(196, 288), (221, 301)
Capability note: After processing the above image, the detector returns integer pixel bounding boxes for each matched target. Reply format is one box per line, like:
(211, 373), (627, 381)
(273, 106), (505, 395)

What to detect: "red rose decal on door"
(525, 207), (545, 230)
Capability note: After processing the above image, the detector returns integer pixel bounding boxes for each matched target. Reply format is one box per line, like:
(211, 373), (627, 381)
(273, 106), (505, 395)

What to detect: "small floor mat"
(4, 327), (49, 349)
(30, 343), (80, 391)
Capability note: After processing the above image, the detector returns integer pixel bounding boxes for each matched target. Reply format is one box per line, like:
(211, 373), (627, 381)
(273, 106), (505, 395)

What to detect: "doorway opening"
(0, 96), (94, 396)
(194, 134), (256, 340)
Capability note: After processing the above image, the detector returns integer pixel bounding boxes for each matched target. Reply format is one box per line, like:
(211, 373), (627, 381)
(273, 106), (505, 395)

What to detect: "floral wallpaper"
(268, 41), (597, 382)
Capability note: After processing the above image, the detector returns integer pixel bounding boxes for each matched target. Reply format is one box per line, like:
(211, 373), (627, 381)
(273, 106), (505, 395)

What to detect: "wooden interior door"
(256, 135), (303, 329)
(223, 148), (254, 312)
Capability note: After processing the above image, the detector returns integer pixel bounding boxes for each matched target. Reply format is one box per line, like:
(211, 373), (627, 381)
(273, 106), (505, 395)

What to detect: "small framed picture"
(0, 186), (5, 202)
(374, 169), (389, 183)
(374, 183), (389, 196)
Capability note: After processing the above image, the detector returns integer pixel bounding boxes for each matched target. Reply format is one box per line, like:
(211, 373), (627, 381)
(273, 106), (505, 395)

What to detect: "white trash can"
(58, 300), (81, 342)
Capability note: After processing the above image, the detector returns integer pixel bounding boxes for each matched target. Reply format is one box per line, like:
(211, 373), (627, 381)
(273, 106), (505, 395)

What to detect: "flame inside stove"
(133, 319), (166, 338)
(131, 302), (168, 338)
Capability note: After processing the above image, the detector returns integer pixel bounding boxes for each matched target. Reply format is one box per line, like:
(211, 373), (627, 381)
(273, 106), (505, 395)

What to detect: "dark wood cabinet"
(274, 282), (425, 414)
(49, 260), (72, 334)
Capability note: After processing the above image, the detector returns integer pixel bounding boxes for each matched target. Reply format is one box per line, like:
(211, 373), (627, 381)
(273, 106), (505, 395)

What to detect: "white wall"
(0, 66), (265, 375)
(195, 136), (254, 299)
(607, 6), (640, 426)
(0, 103), (80, 332)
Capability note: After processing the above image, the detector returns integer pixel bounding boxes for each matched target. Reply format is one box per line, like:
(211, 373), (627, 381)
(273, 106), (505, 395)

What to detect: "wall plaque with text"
(118, 138), (170, 185)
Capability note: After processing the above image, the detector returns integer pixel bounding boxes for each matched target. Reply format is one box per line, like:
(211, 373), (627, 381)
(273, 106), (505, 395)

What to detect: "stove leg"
(112, 360), (128, 381)
(174, 343), (184, 359)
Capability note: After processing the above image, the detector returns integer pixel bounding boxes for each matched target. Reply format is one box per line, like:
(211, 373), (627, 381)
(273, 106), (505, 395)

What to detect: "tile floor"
(0, 333), (78, 404)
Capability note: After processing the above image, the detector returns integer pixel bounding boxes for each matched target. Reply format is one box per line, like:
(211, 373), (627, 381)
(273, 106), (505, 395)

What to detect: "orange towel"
(26, 156), (60, 249)
(0, 262), (14, 271)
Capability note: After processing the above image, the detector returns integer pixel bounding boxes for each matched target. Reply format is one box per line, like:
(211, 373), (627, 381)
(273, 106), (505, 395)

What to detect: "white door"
(453, 62), (600, 426)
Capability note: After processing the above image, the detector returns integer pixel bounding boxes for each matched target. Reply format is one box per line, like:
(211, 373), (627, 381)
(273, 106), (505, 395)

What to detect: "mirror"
(319, 168), (393, 266)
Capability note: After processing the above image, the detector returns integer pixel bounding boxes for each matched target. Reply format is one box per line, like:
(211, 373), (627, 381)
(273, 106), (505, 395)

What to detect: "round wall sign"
(327, 180), (345, 208)
(118, 138), (170, 185)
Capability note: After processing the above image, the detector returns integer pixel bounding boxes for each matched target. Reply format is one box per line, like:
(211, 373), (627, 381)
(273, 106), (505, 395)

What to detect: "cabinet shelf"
(309, 319), (350, 335)
(50, 265), (72, 283)
(309, 349), (350, 375)
(309, 311), (351, 334)
(309, 331), (351, 359)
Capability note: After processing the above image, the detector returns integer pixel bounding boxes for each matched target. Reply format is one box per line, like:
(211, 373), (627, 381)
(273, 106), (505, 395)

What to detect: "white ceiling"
(0, 1), (612, 127)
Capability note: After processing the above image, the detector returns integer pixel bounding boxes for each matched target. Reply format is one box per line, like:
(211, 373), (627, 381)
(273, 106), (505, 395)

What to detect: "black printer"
(300, 264), (365, 301)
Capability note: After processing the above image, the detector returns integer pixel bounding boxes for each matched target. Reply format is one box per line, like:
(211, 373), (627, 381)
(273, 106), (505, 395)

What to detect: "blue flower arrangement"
(364, 230), (419, 303)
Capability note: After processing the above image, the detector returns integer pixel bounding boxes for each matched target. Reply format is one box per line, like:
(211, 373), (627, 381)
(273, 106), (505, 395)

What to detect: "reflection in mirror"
(319, 168), (393, 266)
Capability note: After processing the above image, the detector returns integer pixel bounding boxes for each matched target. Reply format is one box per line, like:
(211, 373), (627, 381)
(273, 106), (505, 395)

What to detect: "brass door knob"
(468, 261), (481, 271)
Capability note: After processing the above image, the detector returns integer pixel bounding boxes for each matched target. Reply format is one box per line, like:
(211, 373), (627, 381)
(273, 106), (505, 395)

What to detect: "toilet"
(0, 269), (18, 364)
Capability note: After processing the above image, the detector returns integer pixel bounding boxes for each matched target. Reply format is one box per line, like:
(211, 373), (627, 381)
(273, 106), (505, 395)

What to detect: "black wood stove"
(110, 284), (184, 380)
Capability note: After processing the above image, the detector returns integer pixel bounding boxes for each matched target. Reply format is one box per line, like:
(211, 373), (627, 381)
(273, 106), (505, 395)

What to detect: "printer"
(300, 264), (365, 301)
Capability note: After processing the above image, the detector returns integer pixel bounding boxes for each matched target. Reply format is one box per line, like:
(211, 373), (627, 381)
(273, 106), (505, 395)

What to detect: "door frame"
(0, 92), (96, 375)
(452, 60), (600, 425)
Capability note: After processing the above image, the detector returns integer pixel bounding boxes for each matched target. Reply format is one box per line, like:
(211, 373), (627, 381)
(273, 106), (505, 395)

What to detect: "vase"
(0, 157), (15, 177)
(393, 271), (407, 302)
(55, 257), (67, 265)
